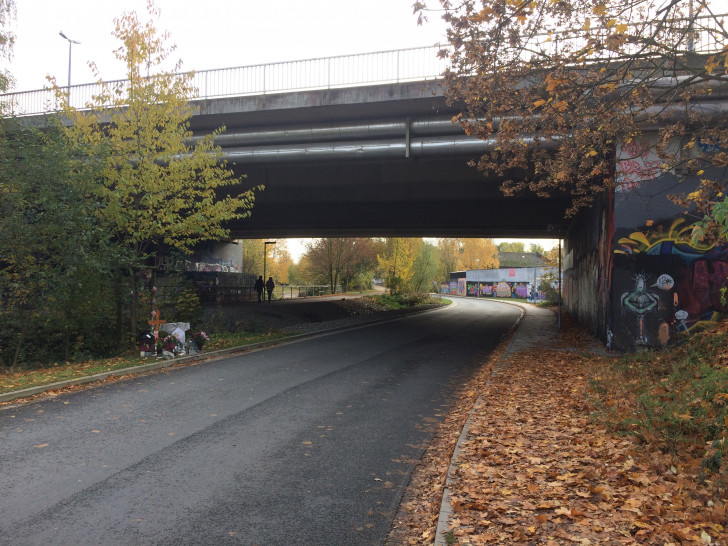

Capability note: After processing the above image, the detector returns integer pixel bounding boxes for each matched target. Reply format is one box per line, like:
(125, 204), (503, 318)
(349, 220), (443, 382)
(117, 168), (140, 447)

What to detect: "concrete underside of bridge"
(225, 158), (570, 238)
(188, 81), (571, 239)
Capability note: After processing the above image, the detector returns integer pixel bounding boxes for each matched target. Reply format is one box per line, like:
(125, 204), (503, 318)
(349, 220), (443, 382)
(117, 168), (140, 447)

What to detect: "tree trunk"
(115, 275), (123, 351)
(11, 309), (28, 369)
(129, 274), (138, 350)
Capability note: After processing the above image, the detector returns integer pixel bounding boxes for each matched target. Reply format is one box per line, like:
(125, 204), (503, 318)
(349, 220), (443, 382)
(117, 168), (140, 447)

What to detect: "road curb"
(0, 302), (447, 405)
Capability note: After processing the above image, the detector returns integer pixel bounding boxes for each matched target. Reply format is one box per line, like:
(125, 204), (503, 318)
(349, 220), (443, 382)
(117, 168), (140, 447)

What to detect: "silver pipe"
(192, 98), (728, 151)
(188, 117), (464, 147)
(220, 134), (555, 164)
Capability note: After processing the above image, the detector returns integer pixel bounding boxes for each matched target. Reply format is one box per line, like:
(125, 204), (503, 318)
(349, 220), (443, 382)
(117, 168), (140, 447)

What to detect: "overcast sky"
(7, 0), (561, 260)
(9, 0), (450, 92)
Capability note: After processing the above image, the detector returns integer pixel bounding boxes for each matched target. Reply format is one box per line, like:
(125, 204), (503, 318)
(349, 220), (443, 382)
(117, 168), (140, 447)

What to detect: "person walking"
(254, 275), (264, 303)
(265, 276), (275, 303)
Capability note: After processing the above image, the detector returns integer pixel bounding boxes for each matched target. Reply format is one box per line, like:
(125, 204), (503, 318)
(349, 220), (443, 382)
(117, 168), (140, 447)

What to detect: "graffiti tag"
(652, 274), (675, 291)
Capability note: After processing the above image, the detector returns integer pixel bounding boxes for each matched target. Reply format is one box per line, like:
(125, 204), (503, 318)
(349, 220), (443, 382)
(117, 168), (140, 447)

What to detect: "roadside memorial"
(159, 322), (190, 357)
(188, 331), (209, 354)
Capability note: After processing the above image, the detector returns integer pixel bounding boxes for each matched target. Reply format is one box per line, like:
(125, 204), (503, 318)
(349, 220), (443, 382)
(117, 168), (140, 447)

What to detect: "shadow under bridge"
(188, 80), (571, 239)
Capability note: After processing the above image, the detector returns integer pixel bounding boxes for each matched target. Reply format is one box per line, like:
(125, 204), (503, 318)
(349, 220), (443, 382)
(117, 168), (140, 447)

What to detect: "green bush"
(372, 292), (441, 310)
(589, 326), (728, 480)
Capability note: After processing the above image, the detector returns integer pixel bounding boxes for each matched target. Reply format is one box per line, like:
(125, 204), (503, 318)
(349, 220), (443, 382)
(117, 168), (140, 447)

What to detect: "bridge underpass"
(187, 80), (571, 239)
(188, 77), (727, 355)
(25, 66), (720, 353)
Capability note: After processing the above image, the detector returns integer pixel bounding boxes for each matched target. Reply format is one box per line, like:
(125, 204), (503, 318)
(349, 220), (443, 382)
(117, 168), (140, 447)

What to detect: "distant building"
(441, 252), (556, 300)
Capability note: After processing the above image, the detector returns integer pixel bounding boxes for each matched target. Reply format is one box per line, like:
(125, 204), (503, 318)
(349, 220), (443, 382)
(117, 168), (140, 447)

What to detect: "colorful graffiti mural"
(440, 279), (546, 301)
(443, 281), (533, 299)
(612, 218), (728, 349)
(616, 137), (665, 192)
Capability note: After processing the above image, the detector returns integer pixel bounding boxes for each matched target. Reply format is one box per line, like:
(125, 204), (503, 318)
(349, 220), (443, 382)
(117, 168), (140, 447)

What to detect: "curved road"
(0, 298), (520, 545)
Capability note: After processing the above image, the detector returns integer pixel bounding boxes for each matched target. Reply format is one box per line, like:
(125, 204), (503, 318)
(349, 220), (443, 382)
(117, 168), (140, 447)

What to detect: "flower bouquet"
(158, 334), (180, 357)
(138, 332), (156, 357)
(190, 331), (210, 352)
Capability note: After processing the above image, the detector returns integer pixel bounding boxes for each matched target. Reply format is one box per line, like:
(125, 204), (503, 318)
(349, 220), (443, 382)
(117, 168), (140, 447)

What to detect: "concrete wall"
(564, 131), (728, 351)
(563, 193), (613, 345)
(441, 267), (557, 299)
(608, 137), (728, 351)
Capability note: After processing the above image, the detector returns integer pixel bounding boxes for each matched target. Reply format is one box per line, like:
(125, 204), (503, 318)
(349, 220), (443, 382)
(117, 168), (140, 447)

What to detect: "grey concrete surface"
(0, 298), (519, 545)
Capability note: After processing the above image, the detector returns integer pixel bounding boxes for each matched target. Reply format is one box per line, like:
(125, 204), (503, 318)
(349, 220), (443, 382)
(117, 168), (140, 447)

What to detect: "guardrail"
(196, 284), (338, 304)
(2, 14), (724, 117)
(1, 45), (448, 117)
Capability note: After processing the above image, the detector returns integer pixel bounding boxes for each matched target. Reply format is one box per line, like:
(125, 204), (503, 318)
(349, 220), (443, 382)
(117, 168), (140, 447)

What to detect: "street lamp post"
(263, 241), (276, 286)
(59, 31), (80, 96)
(475, 259), (480, 298)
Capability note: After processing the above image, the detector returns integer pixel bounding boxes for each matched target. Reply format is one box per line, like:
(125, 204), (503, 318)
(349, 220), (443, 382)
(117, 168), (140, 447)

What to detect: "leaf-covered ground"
(388, 314), (727, 545)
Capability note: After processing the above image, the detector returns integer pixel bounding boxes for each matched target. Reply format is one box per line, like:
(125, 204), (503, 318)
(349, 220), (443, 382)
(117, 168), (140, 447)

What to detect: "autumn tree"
(498, 241), (526, 253)
(378, 238), (416, 295)
(268, 242), (292, 284)
(241, 239), (290, 283)
(410, 239), (442, 292)
(416, 0), (728, 240)
(459, 238), (499, 270)
(241, 239), (264, 277)
(436, 237), (465, 283)
(0, 0), (14, 96)
(529, 243), (546, 255)
(0, 124), (118, 366)
(287, 260), (303, 285)
(302, 238), (375, 294)
(57, 1), (260, 338)
(539, 245), (562, 303)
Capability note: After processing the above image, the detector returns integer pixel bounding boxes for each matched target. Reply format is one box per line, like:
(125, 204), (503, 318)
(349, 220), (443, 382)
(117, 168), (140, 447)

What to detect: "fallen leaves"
(387, 313), (728, 545)
(443, 346), (726, 544)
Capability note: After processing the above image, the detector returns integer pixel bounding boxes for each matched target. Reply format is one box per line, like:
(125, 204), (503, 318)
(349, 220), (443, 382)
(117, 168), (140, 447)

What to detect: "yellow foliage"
(377, 238), (416, 293)
(57, 2), (260, 257)
(458, 239), (499, 271)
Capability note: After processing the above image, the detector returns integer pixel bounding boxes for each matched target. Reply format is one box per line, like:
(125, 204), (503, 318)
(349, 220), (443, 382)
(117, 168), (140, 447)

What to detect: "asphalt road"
(0, 298), (520, 545)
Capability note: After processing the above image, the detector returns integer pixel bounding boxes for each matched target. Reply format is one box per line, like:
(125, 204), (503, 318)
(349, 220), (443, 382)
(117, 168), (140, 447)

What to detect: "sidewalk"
(434, 303), (560, 545)
(503, 304), (561, 352)
(426, 303), (726, 545)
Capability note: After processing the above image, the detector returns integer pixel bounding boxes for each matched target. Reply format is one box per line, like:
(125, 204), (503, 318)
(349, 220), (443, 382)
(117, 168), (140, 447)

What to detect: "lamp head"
(59, 31), (80, 44)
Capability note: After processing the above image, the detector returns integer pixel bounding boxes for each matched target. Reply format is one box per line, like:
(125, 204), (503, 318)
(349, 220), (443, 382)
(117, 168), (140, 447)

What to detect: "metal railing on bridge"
(2, 45), (448, 117)
(2, 14), (725, 117)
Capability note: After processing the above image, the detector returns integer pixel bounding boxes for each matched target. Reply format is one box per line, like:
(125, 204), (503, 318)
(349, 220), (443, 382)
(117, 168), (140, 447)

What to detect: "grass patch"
(0, 330), (296, 395)
(204, 331), (295, 351)
(588, 322), (728, 486)
(371, 293), (449, 310)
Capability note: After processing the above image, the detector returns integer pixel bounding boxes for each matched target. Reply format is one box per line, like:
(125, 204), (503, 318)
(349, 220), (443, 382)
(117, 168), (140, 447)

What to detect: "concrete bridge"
(184, 68), (727, 355)
(187, 79), (569, 239)
(5, 42), (727, 353)
(5, 45), (569, 239)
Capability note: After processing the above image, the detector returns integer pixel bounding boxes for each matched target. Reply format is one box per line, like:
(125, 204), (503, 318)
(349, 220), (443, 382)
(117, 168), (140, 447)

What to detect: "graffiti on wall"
(444, 281), (533, 299)
(442, 280), (546, 300)
(619, 272), (664, 346)
(612, 218), (728, 348)
(615, 136), (665, 192)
